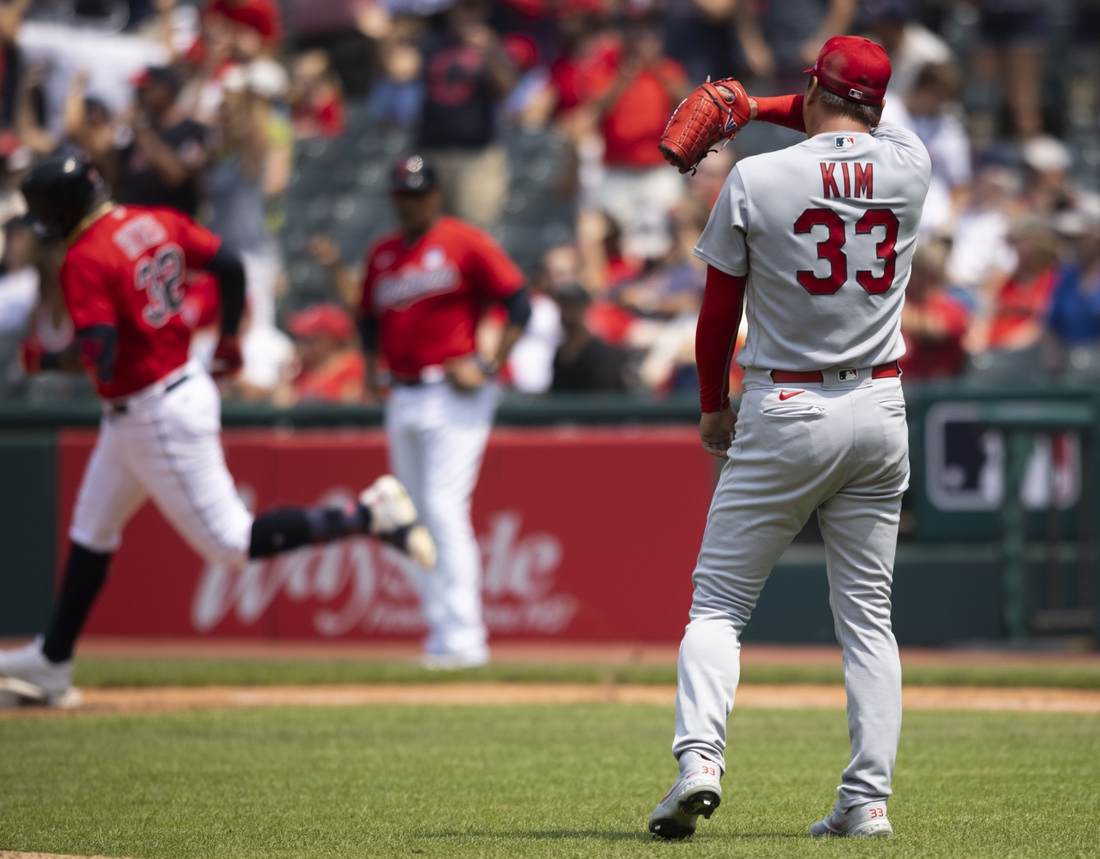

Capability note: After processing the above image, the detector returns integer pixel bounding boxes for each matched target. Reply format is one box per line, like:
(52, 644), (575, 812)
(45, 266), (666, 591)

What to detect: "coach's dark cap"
(391, 154), (437, 194)
(132, 65), (182, 92)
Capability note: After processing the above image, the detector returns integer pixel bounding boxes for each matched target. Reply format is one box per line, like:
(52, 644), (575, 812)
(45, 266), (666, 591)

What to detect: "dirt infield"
(3, 682), (1100, 718)
(3, 639), (1099, 719)
(61, 637), (1100, 668)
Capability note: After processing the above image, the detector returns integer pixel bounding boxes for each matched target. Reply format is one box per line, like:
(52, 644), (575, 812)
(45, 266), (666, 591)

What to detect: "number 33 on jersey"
(694, 124), (931, 373)
(61, 205), (223, 400)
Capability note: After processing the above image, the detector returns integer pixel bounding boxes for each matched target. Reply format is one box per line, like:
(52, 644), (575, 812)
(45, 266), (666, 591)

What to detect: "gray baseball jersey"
(662, 121), (932, 826)
(694, 123), (931, 371)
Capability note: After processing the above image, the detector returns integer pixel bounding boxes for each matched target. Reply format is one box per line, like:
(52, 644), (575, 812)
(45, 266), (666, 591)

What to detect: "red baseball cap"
(288, 303), (355, 343)
(130, 65), (182, 92)
(502, 33), (539, 72)
(806, 36), (891, 104)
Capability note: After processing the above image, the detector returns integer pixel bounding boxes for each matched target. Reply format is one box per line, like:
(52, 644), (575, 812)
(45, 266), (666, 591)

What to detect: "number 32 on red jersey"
(135, 245), (186, 327)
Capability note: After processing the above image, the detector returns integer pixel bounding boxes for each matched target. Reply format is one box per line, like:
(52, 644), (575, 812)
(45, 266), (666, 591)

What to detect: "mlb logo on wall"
(835, 136), (856, 149)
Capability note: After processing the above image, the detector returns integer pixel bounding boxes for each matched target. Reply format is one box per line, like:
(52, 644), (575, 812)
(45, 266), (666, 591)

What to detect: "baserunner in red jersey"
(0, 152), (436, 707)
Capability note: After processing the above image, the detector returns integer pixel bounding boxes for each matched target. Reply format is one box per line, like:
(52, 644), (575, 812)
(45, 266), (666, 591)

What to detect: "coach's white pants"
(69, 363), (253, 567)
(386, 380), (495, 661)
(673, 370), (908, 811)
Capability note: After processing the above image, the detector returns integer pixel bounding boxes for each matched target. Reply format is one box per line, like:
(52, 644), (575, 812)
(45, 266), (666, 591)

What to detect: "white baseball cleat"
(648, 754), (723, 840)
(0, 636), (75, 706)
(359, 476), (437, 570)
(809, 800), (893, 837)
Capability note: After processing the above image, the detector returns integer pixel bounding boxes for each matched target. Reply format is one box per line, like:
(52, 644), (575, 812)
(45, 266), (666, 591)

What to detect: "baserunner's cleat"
(359, 476), (437, 569)
(0, 637), (74, 706)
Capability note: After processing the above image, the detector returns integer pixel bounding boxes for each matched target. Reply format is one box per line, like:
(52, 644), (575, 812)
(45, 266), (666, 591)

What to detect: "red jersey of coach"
(61, 205), (222, 399)
(360, 216), (524, 376)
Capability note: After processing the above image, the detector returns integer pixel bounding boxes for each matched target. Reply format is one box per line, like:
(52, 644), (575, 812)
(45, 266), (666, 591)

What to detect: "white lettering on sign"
(191, 489), (576, 636)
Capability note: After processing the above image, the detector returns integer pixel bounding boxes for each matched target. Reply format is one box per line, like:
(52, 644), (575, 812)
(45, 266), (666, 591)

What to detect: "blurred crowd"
(2, 0), (1100, 403)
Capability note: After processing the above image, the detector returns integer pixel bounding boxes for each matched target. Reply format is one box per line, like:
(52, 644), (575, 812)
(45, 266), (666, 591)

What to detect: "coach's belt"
(770, 361), (900, 384)
(391, 365), (446, 387)
(108, 373), (191, 414)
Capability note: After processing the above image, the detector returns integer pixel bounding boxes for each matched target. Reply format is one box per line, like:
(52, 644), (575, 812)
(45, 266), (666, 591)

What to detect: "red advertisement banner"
(58, 426), (715, 642)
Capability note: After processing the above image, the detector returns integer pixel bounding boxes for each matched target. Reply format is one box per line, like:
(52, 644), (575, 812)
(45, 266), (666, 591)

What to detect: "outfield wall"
(2, 387), (1097, 645)
(58, 426), (712, 643)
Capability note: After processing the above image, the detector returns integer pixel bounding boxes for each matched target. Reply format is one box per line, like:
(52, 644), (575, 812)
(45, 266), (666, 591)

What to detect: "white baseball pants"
(69, 362), (253, 567)
(385, 380), (495, 662)
(673, 369), (909, 811)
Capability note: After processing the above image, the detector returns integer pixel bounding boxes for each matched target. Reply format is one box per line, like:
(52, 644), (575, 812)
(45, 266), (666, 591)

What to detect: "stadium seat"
(283, 119), (577, 309)
(354, 161), (389, 193)
(1061, 345), (1100, 384)
(499, 128), (575, 254)
(282, 226), (310, 258)
(285, 258), (332, 308)
(961, 347), (1052, 386)
(296, 137), (341, 169)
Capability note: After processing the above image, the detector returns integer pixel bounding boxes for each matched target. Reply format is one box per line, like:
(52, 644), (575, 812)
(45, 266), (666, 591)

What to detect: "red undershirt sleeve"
(753, 94), (806, 133)
(696, 265), (746, 413)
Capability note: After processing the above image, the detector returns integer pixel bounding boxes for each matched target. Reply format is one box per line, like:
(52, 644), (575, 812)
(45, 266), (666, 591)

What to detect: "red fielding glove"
(211, 334), (243, 379)
(659, 77), (751, 174)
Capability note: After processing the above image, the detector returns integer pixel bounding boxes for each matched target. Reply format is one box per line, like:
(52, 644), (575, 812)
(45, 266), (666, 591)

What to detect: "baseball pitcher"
(649, 37), (930, 839)
(0, 153), (435, 707)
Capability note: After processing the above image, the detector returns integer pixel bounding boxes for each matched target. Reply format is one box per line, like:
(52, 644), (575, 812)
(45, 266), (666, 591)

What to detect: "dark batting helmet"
(21, 151), (109, 239)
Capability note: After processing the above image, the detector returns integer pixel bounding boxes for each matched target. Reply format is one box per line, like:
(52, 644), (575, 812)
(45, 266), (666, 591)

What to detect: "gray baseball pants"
(672, 368), (908, 810)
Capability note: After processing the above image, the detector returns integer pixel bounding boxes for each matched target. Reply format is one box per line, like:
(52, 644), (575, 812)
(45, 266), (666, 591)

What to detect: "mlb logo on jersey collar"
(835, 136), (856, 149)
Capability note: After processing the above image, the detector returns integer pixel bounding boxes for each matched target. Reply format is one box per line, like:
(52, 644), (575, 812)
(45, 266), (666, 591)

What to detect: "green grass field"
(1, 704), (1097, 859)
(71, 656), (1100, 690)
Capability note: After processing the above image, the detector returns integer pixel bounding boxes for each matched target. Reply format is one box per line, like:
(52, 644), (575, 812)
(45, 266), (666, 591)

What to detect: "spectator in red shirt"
(970, 218), (1062, 353)
(899, 241), (971, 381)
(289, 50), (347, 140)
(546, 4), (618, 123)
(576, 210), (641, 344)
(279, 303), (366, 405)
(203, 0), (283, 60)
(591, 18), (689, 261)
